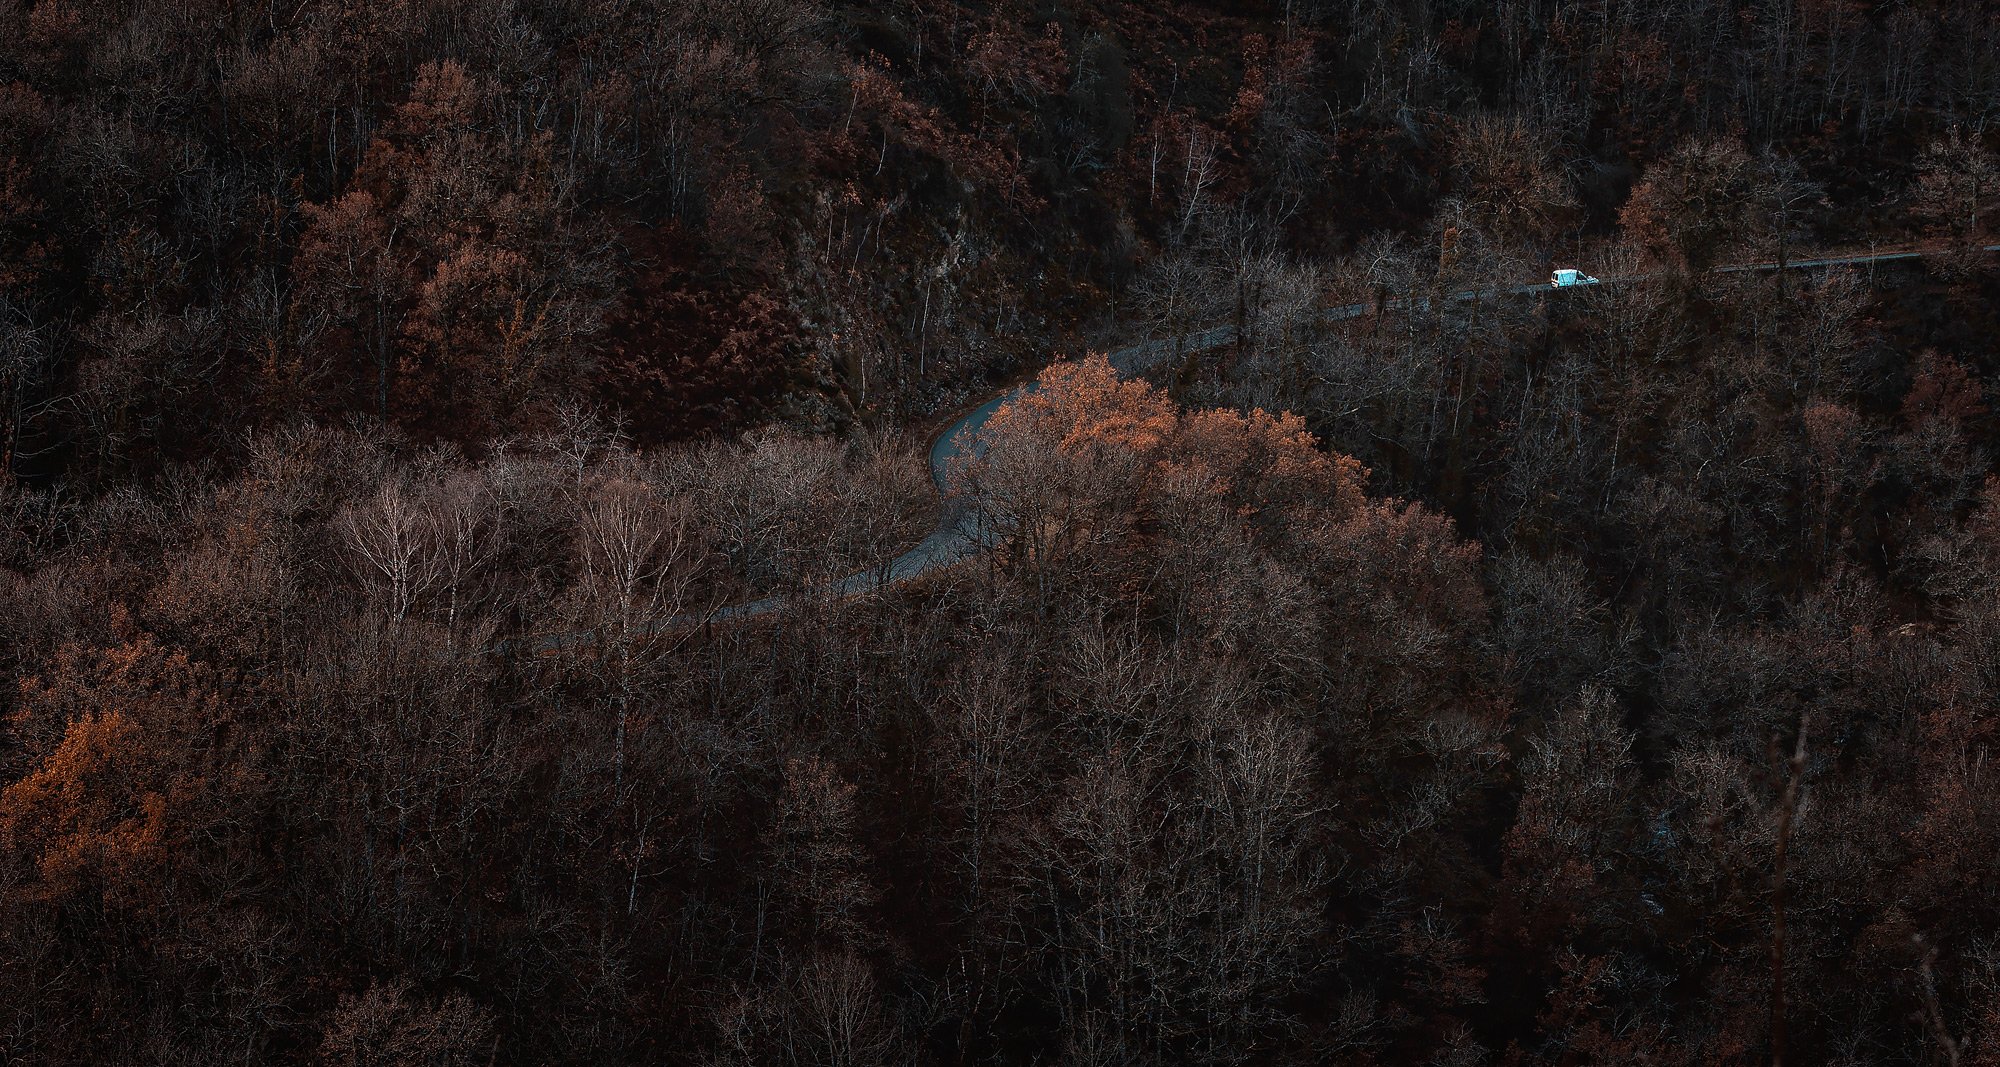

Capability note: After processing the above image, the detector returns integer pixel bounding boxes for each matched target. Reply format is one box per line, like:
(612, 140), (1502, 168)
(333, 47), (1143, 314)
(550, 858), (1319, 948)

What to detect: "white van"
(1551, 268), (1600, 287)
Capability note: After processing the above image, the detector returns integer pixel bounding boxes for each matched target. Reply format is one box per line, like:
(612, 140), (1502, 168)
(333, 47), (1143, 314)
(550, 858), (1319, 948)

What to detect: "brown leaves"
(963, 353), (1487, 722)
(1494, 688), (1636, 951)
(1912, 125), (2000, 248)
(847, 56), (1041, 212)
(964, 20), (1067, 105)
(766, 756), (877, 951)
(4, 636), (236, 909)
(1902, 350), (1989, 429)
(1618, 136), (1758, 273)
(0, 711), (167, 903)
(386, 60), (482, 145)
(598, 242), (803, 441)
(319, 979), (495, 1067)
(1446, 113), (1581, 249)
(0, 76), (53, 281)
(396, 240), (545, 432)
(988, 355), (1180, 462)
(286, 62), (607, 437)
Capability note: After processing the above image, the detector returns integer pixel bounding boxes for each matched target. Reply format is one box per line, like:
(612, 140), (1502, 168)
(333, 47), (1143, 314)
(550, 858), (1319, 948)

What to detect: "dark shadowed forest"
(5, 1), (2000, 1064)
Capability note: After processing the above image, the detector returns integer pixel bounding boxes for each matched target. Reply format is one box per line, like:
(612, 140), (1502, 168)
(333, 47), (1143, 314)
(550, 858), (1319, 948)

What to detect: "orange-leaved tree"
(956, 353), (1467, 676)
(2, 635), (243, 909)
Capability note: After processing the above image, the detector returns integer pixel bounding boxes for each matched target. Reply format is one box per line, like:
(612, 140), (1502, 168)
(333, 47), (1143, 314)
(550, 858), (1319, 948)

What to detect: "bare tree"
(762, 756), (877, 952)
(319, 980), (494, 1067)
(1126, 244), (1217, 383)
(1446, 112), (1580, 251)
(1913, 126), (2000, 274)
(789, 951), (897, 1067)
(1768, 714), (1809, 1067)
(1756, 151), (1825, 278)
(338, 479), (446, 624)
(425, 467), (506, 646)
(571, 469), (708, 791)
(1176, 118), (1222, 244)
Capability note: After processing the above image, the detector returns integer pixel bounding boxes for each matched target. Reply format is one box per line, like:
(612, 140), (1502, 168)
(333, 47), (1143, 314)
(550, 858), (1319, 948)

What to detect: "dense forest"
(5, 0), (2000, 1063)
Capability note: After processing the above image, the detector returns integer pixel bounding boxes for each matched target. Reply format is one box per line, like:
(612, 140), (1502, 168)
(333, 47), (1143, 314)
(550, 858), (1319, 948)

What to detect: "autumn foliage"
(5, 0), (2000, 1064)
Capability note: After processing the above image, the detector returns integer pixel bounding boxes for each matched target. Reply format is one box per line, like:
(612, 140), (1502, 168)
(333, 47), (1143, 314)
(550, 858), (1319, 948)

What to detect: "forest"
(4, 0), (2000, 1063)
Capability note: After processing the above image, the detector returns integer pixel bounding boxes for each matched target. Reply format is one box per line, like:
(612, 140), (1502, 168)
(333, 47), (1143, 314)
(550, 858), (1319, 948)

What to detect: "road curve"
(879, 244), (1993, 593)
(526, 243), (1992, 649)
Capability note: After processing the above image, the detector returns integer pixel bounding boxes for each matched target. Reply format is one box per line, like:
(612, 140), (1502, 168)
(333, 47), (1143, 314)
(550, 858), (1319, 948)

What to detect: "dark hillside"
(5, 3), (2000, 1065)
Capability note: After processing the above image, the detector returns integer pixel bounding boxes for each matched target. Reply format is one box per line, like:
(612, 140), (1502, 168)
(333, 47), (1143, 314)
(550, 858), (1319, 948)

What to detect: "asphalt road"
(526, 243), (1995, 649)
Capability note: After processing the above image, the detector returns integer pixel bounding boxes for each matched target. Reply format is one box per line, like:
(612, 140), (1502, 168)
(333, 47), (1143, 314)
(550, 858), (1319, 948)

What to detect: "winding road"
(539, 243), (1994, 647)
